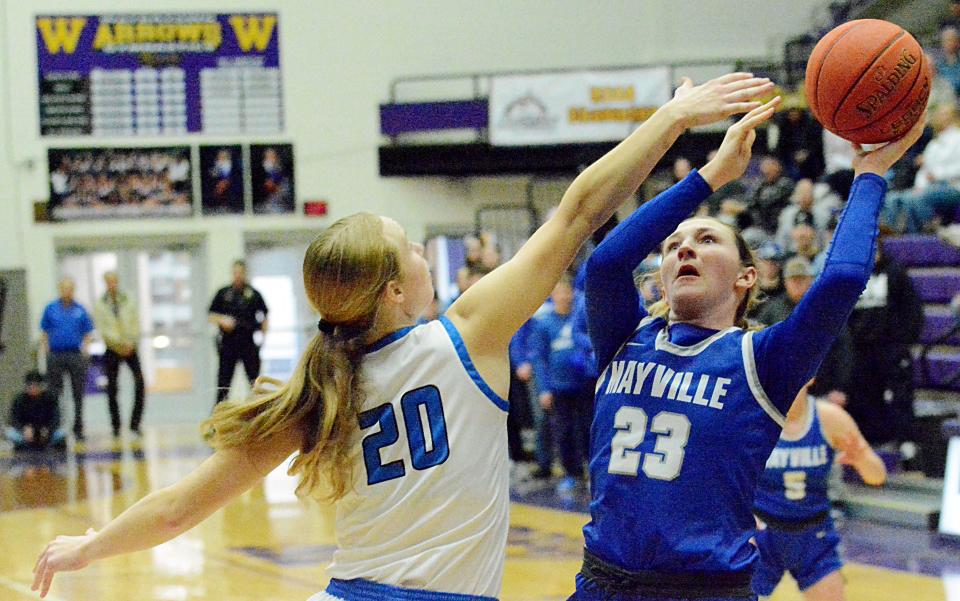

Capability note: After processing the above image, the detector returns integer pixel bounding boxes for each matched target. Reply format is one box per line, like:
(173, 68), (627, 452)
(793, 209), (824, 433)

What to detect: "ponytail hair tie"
(317, 319), (336, 335)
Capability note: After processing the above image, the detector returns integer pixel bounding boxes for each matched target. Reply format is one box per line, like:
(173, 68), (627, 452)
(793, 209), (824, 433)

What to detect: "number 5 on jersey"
(607, 406), (691, 480)
(359, 385), (450, 485)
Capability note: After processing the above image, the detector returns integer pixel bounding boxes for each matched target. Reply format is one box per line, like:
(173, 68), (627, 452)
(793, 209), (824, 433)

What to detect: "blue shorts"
(568, 573), (757, 601)
(320, 579), (497, 601)
(751, 516), (843, 596)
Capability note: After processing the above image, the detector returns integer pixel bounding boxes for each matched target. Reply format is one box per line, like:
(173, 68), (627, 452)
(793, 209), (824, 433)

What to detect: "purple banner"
(37, 13), (282, 137)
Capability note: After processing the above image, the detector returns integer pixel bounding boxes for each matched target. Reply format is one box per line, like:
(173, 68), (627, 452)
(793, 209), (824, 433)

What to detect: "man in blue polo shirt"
(40, 277), (94, 441)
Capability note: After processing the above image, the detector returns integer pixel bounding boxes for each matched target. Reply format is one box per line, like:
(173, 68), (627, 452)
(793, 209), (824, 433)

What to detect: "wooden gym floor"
(0, 426), (953, 601)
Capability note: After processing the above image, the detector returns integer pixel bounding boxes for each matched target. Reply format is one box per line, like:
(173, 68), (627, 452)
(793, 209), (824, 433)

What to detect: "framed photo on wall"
(250, 143), (294, 214)
(199, 145), (244, 215)
(47, 146), (192, 220)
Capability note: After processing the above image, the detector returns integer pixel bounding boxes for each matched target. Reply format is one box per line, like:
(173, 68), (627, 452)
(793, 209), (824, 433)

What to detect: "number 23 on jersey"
(608, 406), (692, 480)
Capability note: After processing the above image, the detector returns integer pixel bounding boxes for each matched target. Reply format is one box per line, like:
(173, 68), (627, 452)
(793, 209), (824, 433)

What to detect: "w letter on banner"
(229, 15), (277, 52)
(37, 18), (87, 54)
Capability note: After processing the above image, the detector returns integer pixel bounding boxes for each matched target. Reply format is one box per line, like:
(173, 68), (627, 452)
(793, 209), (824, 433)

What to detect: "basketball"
(805, 19), (932, 144)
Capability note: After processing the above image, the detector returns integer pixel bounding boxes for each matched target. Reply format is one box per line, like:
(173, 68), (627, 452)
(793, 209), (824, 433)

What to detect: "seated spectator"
(751, 156), (795, 234)
(5, 371), (65, 452)
(883, 104), (960, 232)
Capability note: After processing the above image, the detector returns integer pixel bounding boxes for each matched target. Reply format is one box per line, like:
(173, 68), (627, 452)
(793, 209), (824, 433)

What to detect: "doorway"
(54, 241), (210, 430)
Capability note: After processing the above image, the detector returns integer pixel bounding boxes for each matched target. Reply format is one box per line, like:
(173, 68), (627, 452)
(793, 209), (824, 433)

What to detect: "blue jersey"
(754, 401), (835, 521)
(583, 316), (784, 574)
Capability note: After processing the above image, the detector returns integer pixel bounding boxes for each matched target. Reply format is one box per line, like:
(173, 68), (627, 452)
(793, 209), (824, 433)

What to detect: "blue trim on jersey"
(326, 578), (497, 601)
(366, 325), (418, 353)
(439, 316), (509, 412)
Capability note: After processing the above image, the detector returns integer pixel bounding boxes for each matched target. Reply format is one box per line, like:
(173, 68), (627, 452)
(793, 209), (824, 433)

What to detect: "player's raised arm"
(447, 73), (774, 361)
(32, 426), (300, 598)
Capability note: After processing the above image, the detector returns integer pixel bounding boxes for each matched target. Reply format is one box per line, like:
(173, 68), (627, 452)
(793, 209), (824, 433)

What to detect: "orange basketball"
(805, 19), (931, 144)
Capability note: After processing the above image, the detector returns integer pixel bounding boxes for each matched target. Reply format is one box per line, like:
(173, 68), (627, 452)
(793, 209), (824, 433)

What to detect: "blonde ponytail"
(202, 212), (401, 501)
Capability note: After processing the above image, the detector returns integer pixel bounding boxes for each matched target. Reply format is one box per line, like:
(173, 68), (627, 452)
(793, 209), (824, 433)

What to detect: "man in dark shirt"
(5, 371), (65, 451)
(208, 260), (269, 404)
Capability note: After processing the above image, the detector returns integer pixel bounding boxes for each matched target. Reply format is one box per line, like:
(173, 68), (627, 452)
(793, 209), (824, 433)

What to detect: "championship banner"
(489, 68), (672, 146)
(37, 13), (282, 136)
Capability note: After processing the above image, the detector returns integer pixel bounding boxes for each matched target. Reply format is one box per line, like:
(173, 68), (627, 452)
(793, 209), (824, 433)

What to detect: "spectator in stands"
(789, 223), (821, 262)
(751, 156), (795, 233)
(935, 26), (960, 96)
(753, 257), (853, 407)
(752, 241), (786, 309)
(884, 104), (960, 232)
(772, 105), (825, 181)
(754, 256), (813, 326)
(529, 274), (592, 490)
(41, 277), (93, 442)
(5, 371), (65, 452)
(846, 243), (924, 445)
(776, 179), (817, 252)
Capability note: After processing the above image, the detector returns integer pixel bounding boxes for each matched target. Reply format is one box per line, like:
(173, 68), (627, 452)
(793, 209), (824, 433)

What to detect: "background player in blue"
(753, 384), (886, 601)
(32, 73), (775, 600)
(572, 109), (926, 601)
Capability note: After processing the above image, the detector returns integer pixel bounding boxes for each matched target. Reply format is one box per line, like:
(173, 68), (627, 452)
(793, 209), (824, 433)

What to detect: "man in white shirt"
(884, 104), (960, 232)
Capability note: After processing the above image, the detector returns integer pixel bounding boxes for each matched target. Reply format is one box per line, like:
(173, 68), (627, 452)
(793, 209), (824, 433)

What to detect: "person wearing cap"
(755, 256), (853, 408)
(5, 371), (65, 452)
(749, 241), (786, 312)
(755, 256), (814, 326)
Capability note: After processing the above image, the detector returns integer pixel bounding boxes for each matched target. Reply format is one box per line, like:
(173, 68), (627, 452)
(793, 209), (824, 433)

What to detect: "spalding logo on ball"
(806, 19), (932, 144)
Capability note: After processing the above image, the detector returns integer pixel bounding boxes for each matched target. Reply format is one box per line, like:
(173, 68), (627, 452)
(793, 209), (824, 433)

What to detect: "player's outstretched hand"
(667, 72), (775, 129)
(699, 96), (781, 191)
(852, 116), (927, 178)
(32, 528), (97, 598)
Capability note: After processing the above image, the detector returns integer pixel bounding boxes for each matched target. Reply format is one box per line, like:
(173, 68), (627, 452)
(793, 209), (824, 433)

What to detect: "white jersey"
(326, 316), (510, 598)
